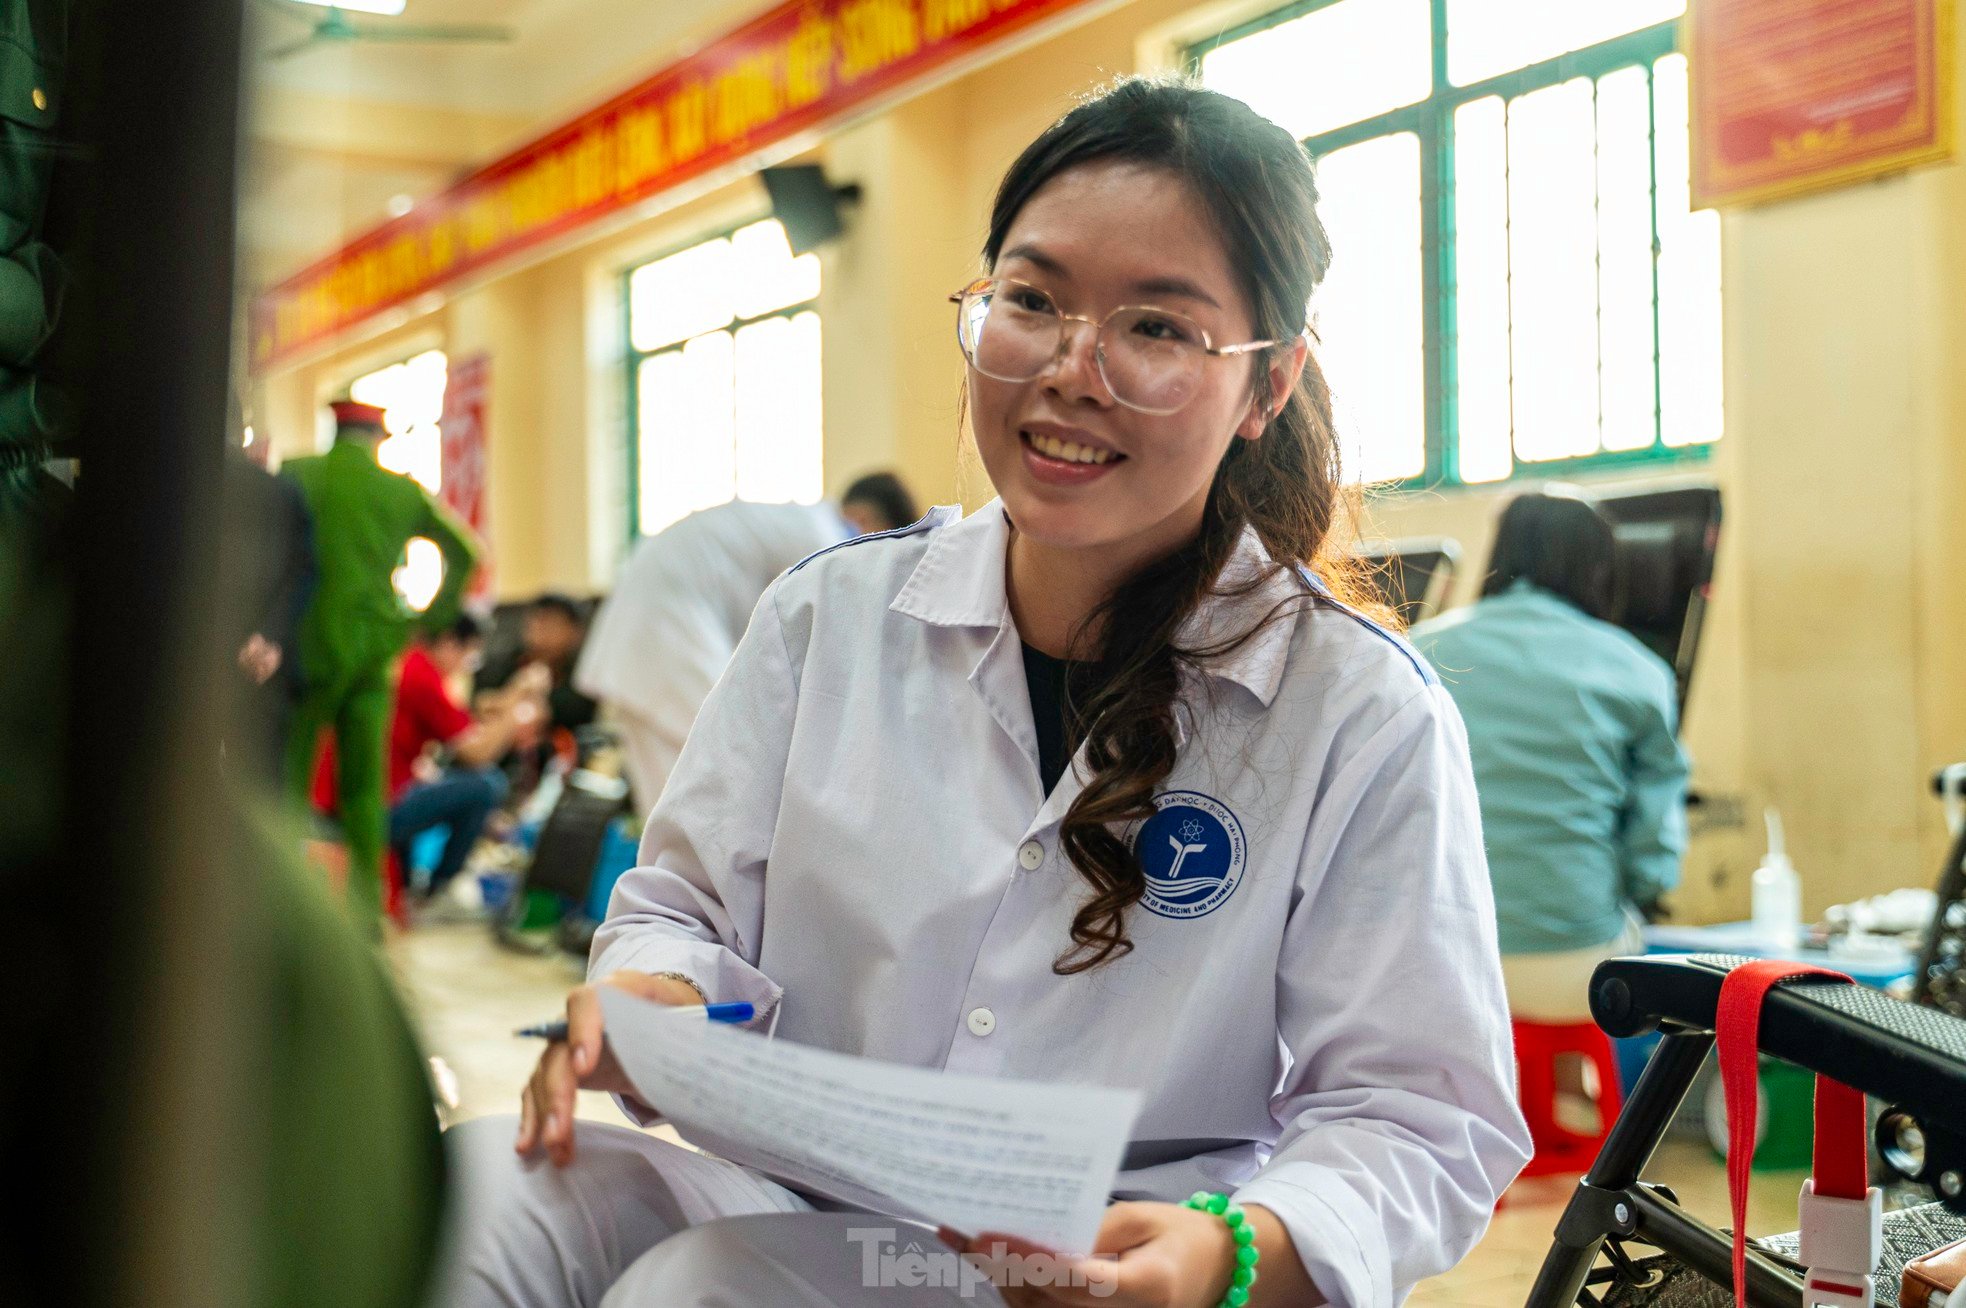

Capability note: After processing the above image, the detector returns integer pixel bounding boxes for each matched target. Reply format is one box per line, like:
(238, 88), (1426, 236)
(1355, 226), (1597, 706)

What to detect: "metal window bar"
(1647, 59), (1666, 465)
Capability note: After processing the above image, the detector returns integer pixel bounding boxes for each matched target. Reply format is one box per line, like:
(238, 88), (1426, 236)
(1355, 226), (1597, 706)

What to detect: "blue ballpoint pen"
(515, 1001), (755, 1041)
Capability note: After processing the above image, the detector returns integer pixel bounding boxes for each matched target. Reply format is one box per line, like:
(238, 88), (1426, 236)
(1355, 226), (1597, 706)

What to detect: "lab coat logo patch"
(1132, 790), (1246, 919)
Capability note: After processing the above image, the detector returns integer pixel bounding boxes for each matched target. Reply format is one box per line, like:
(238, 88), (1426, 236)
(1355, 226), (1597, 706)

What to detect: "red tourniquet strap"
(1716, 960), (1866, 1307)
(1812, 1071), (1869, 1201)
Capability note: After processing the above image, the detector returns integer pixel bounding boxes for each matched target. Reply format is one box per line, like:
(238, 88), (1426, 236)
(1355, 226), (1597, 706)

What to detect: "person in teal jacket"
(1411, 492), (1689, 1020)
(282, 400), (479, 930)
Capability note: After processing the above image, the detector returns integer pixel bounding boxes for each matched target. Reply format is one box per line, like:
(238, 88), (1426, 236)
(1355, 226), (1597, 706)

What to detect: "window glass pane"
(1452, 95), (1512, 484)
(1653, 53), (1722, 447)
(630, 222), (825, 534)
(637, 331), (736, 535)
(733, 312), (824, 505)
(1311, 132), (1425, 484)
(1596, 65), (1658, 453)
(629, 237), (733, 352)
(1447, 0), (1684, 86)
(1199, 0), (1430, 142)
(1507, 77), (1600, 465)
(729, 220), (821, 321)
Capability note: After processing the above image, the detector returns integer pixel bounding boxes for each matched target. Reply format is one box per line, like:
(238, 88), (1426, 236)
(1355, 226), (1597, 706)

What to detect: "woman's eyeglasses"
(949, 276), (1279, 416)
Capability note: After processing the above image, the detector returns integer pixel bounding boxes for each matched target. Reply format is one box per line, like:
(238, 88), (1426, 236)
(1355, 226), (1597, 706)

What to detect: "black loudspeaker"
(760, 164), (861, 254)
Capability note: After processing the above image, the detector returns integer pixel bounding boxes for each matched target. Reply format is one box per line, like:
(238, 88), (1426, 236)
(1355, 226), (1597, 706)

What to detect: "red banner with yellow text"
(1690, 0), (1956, 208)
(250, 0), (1100, 372)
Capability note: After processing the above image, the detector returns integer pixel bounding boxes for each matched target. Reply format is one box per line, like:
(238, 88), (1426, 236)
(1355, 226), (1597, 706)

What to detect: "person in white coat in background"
(443, 76), (1527, 1308)
(574, 473), (919, 813)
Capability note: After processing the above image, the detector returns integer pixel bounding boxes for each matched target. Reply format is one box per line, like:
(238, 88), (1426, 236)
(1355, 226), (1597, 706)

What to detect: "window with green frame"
(626, 217), (823, 537)
(1192, 0), (1721, 488)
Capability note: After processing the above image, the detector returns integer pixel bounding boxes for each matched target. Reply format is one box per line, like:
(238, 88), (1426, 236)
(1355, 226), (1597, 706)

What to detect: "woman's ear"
(1235, 335), (1309, 442)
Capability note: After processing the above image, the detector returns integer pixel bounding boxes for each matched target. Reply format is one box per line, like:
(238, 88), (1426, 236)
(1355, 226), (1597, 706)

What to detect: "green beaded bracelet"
(1184, 1191), (1259, 1308)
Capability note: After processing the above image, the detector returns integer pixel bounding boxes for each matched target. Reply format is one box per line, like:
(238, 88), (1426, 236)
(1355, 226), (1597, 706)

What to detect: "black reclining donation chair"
(1524, 954), (1966, 1308)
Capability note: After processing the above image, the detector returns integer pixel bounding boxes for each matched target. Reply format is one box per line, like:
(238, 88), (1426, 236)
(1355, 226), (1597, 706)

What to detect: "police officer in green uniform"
(282, 399), (480, 927)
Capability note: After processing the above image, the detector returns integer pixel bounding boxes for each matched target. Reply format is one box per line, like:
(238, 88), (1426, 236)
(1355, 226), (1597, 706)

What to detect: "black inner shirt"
(1020, 642), (1107, 795)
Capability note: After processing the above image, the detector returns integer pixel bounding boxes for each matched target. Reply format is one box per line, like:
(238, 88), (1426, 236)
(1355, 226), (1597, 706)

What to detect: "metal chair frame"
(1523, 955), (1966, 1308)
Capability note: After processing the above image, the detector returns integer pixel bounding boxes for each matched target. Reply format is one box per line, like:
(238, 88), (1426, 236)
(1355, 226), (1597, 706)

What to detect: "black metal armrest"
(1525, 955), (1966, 1308)
(1590, 954), (1966, 1139)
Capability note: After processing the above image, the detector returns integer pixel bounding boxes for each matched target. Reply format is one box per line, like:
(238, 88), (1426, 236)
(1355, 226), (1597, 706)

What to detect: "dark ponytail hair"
(1482, 491), (1623, 623)
(980, 75), (1374, 974)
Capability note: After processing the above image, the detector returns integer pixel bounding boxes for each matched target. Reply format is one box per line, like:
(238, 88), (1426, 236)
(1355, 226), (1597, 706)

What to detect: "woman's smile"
(1018, 420), (1127, 485)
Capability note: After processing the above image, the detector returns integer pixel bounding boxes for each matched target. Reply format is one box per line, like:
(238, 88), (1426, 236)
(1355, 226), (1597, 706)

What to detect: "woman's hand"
(943, 1201), (1317, 1308)
(513, 970), (704, 1166)
(944, 1202), (1232, 1307)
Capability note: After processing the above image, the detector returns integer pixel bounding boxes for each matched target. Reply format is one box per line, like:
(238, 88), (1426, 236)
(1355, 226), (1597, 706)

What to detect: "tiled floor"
(389, 921), (1812, 1306)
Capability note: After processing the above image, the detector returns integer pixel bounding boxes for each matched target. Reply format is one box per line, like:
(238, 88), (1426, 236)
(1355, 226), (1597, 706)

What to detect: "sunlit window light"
(729, 221), (821, 321)
(1312, 133), (1425, 484)
(630, 238), (733, 353)
(396, 541), (443, 611)
(1597, 66), (1657, 454)
(1199, 0), (1430, 141)
(348, 348), (450, 610)
(1447, 0), (1685, 87)
(1199, 3), (1717, 485)
(1653, 54), (1722, 448)
(1507, 77), (1600, 465)
(629, 220), (823, 536)
(638, 333), (738, 535)
(734, 313), (824, 504)
(1453, 96), (1512, 485)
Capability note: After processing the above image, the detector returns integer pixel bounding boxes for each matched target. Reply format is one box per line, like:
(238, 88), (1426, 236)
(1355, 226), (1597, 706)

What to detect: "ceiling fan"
(256, 0), (517, 62)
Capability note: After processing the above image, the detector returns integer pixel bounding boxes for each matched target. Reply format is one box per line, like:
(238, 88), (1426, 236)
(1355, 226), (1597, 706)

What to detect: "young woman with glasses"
(443, 75), (1529, 1308)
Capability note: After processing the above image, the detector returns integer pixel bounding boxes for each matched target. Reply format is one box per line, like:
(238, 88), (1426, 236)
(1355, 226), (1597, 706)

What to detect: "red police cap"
(330, 399), (389, 430)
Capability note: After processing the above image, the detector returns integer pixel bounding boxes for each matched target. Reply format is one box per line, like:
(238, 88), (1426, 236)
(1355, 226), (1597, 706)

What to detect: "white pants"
(1499, 916), (1646, 1023)
(437, 1116), (1010, 1307)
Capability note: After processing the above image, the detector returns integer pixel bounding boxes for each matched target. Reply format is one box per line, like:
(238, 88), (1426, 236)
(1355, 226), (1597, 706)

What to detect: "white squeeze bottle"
(1751, 807), (1802, 949)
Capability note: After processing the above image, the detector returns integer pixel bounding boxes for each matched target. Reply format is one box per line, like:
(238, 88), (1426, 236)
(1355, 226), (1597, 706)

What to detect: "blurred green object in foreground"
(244, 803), (448, 1308)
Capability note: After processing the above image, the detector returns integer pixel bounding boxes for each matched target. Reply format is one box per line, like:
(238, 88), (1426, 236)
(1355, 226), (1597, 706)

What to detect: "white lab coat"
(592, 501), (1531, 1308)
(574, 500), (852, 811)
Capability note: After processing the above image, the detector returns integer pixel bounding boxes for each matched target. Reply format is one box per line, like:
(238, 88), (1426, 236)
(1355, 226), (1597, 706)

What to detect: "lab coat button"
(967, 1007), (996, 1037)
(1017, 840), (1044, 870)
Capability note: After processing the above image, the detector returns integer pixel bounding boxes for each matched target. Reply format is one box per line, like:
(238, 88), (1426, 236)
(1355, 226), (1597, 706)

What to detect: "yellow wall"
(253, 0), (1966, 924)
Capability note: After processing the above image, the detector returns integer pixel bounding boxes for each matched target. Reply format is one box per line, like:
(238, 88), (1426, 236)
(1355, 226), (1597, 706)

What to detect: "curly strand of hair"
(1051, 502), (1244, 973)
(1049, 346), (1390, 974)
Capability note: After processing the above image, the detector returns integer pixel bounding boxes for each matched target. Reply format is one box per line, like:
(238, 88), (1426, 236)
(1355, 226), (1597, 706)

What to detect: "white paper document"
(596, 988), (1142, 1252)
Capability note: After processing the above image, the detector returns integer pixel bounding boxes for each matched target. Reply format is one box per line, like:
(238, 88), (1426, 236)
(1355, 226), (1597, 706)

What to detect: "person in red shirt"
(386, 613), (542, 894)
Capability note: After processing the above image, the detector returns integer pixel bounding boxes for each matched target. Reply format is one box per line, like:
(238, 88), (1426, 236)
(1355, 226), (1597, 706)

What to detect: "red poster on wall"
(1691, 0), (1956, 207)
(440, 353), (492, 599)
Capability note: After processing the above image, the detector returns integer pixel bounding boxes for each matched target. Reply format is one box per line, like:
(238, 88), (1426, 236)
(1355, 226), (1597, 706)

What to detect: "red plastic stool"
(1511, 1018), (1624, 1178)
